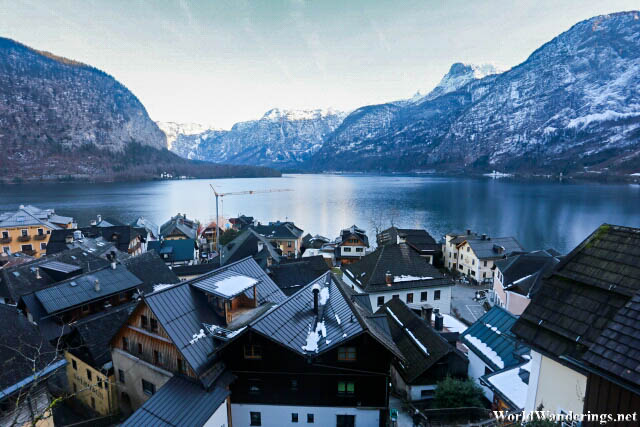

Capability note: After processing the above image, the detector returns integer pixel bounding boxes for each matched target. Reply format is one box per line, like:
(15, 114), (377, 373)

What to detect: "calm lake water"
(1, 174), (639, 254)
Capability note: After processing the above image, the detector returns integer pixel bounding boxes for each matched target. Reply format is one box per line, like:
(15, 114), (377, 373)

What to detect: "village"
(0, 204), (638, 427)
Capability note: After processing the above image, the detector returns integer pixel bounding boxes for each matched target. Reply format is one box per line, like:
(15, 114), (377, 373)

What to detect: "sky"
(1, 0), (638, 128)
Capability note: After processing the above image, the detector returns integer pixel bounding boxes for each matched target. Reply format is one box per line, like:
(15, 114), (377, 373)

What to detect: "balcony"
(22, 249), (37, 256)
(17, 235), (31, 242)
(0, 237), (11, 243)
(34, 234), (47, 241)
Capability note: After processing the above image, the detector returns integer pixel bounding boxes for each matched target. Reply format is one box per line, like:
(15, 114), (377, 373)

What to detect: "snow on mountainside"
(156, 122), (219, 150)
(168, 107), (346, 167)
(312, 11), (640, 175)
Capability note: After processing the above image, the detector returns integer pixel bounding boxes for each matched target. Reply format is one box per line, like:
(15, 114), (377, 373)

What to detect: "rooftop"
(148, 239), (196, 263)
(495, 250), (562, 297)
(253, 221), (304, 240)
(160, 213), (198, 240)
(462, 236), (526, 260)
(0, 204), (73, 229)
(269, 256), (330, 296)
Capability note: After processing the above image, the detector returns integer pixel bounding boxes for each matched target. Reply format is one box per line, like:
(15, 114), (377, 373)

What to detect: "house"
(110, 256), (286, 413)
(229, 214), (255, 231)
(0, 248), (108, 305)
(171, 262), (220, 281)
(148, 238), (198, 266)
(45, 231), (130, 262)
(443, 229), (479, 272)
(48, 225), (147, 256)
(63, 302), (136, 416)
(336, 224), (369, 265)
(0, 204), (75, 258)
(301, 233), (330, 253)
(160, 213), (199, 240)
(218, 271), (404, 427)
(268, 255), (330, 296)
(220, 228), (282, 268)
(378, 298), (468, 401)
(512, 224), (640, 415)
(460, 306), (529, 403)
(377, 227), (440, 265)
(198, 220), (223, 253)
(492, 249), (561, 315)
(341, 243), (455, 314)
(301, 245), (336, 267)
(121, 251), (181, 292)
(481, 360), (532, 412)
(455, 235), (525, 284)
(253, 221), (304, 258)
(131, 216), (160, 241)
(0, 304), (67, 426)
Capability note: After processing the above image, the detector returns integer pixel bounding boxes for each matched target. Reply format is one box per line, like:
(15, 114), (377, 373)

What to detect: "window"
(137, 343), (143, 355)
(86, 369), (92, 381)
(141, 315), (148, 329)
(288, 241), (292, 248)
(343, 247), (351, 252)
(97, 378), (103, 389)
(153, 350), (163, 365)
(119, 292), (127, 301)
(40, 242), (47, 250)
(292, 413), (299, 423)
(150, 318), (158, 332)
(420, 389), (435, 399)
(177, 358), (186, 374)
(142, 379), (155, 396)
(91, 397), (96, 409)
(472, 259), (475, 265)
(81, 304), (89, 313)
(406, 293), (414, 303)
(420, 291), (428, 302)
(337, 381), (355, 395)
(250, 412), (262, 426)
(244, 344), (262, 360)
(458, 264), (463, 270)
(122, 337), (129, 351)
(471, 270), (476, 276)
(355, 247), (363, 252)
(72, 359), (77, 370)
(37, 228), (44, 236)
(21, 244), (33, 252)
(434, 290), (441, 300)
(483, 260), (487, 267)
(337, 415), (356, 427)
(467, 247), (470, 252)
(307, 414), (314, 423)
(21, 229), (28, 237)
(392, 294), (399, 299)
(377, 296), (384, 307)
(2, 247), (9, 254)
(338, 346), (357, 361)
(1, 231), (7, 239)
(119, 369), (125, 383)
(290, 379), (298, 391)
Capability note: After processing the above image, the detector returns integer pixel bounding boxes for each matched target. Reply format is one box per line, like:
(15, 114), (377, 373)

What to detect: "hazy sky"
(2, 0), (638, 128)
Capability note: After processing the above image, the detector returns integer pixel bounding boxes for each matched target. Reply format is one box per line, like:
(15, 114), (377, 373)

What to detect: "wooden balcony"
(0, 237), (11, 243)
(17, 235), (31, 242)
(34, 234), (47, 241)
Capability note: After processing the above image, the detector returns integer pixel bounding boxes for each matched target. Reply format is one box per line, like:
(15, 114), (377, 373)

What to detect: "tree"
(433, 376), (484, 409)
(219, 228), (240, 246)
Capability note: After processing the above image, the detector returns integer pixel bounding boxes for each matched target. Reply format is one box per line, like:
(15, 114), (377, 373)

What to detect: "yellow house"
(0, 205), (75, 258)
(65, 351), (118, 416)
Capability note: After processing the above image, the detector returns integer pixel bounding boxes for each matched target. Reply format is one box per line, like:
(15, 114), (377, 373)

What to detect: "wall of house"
(467, 351), (494, 402)
(231, 403), (380, 427)
(203, 397), (230, 427)
(0, 224), (53, 258)
(65, 351), (117, 416)
(493, 274), (507, 307)
(368, 286), (452, 315)
(505, 291), (530, 316)
(408, 384), (437, 401)
(534, 354), (587, 414)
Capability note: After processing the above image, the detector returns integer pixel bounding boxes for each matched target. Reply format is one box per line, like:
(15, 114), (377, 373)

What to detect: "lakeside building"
(148, 238), (198, 266)
(253, 221), (304, 258)
(377, 227), (440, 265)
(131, 216), (160, 241)
(341, 243), (454, 314)
(48, 225), (147, 257)
(335, 225), (369, 265)
(160, 213), (199, 240)
(0, 204), (76, 258)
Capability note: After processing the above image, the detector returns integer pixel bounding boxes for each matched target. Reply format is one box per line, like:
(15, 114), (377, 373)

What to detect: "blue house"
(148, 239), (197, 266)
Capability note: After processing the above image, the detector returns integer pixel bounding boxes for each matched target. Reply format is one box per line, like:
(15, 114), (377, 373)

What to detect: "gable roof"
(461, 306), (529, 371)
(130, 216), (159, 239)
(378, 227), (439, 253)
(48, 225), (145, 254)
(342, 243), (453, 292)
(0, 205), (64, 230)
(512, 224), (640, 361)
(462, 237), (526, 260)
(269, 256), (330, 296)
(160, 214), (198, 239)
(220, 228), (281, 267)
(481, 360), (531, 410)
(338, 224), (369, 247)
(378, 298), (459, 383)
(250, 272), (403, 360)
(121, 251), (180, 293)
(148, 239), (196, 263)
(495, 250), (561, 297)
(253, 221), (304, 240)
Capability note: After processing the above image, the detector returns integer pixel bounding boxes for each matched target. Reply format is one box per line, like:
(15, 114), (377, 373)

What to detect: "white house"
(455, 235), (525, 284)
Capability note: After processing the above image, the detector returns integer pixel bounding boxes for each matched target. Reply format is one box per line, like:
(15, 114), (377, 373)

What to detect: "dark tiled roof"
(512, 224), (640, 361)
(378, 227), (439, 253)
(148, 239), (196, 263)
(253, 221), (304, 240)
(342, 243), (453, 292)
(121, 375), (230, 427)
(131, 216), (159, 239)
(378, 298), (457, 383)
(339, 224), (369, 247)
(464, 237), (526, 260)
(172, 262), (220, 277)
(48, 226), (145, 254)
(160, 214), (198, 240)
(495, 250), (561, 297)
(302, 233), (330, 250)
(122, 251), (180, 294)
(220, 228), (281, 267)
(269, 256), (330, 296)
(0, 248), (108, 302)
(461, 306), (529, 371)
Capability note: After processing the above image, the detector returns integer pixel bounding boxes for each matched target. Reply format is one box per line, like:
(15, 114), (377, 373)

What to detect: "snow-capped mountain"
(156, 121), (219, 150)
(168, 108), (346, 167)
(312, 11), (640, 174)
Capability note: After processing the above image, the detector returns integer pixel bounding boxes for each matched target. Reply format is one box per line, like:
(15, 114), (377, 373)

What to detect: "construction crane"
(210, 184), (292, 251)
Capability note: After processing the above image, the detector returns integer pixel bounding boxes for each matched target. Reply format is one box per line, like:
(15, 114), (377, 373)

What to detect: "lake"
(1, 174), (639, 254)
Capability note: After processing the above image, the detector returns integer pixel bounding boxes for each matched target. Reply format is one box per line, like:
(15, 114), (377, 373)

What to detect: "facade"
(443, 230), (479, 272)
(341, 243), (455, 314)
(335, 225), (369, 265)
(455, 236), (525, 284)
(0, 204), (75, 258)
(253, 221), (304, 258)
(65, 350), (118, 415)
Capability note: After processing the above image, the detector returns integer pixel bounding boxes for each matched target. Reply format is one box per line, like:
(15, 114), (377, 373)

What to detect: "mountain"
(312, 12), (640, 175)
(167, 108), (346, 167)
(156, 121), (219, 150)
(0, 37), (279, 182)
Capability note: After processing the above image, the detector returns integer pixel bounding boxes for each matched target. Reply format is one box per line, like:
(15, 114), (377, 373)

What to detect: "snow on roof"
(319, 287), (329, 305)
(153, 283), (177, 293)
(442, 314), (468, 334)
(486, 361), (531, 409)
(213, 275), (258, 298)
(394, 275), (433, 282)
(406, 328), (429, 355)
(386, 307), (404, 326)
(301, 320), (328, 353)
(465, 335), (504, 369)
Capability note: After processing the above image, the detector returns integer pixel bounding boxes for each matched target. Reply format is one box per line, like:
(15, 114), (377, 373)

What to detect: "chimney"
(97, 214), (102, 224)
(110, 258), (116, 270)
(385, 271), (393, 286)
(94, 279), (101, 292)
(466, 229), (471, 235)
(434, 309), (444, 331)
(311, 284), (321, 314)
(65, 234), (73, 244)
(35, 267), (41, 280)
(482, 234), (487, 240)
(421, 306), (433, 325)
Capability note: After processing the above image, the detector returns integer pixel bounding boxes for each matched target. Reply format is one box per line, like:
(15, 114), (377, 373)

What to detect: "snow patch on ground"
(567, 111), (640, 129)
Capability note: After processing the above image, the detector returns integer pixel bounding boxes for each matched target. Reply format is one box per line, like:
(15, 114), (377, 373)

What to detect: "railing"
(0, 237), (11, 243)
(17, 235), (31, 242)
(34, 234), (47, 240)
(22, 250), (37, 256)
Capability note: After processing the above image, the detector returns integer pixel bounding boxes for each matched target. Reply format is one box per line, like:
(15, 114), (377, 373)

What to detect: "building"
(455, 235), (525, 284)
(218, 271), (404, 427)
(171, 262), (220, 281)
(377, 227), (440, 265)
(512, 224), (640, 416)
(147, 238), (198, 266)
(335, 225), (369, 265)
(378, 298), (468, 401)
(0, 248), (108, 305)
(45, 231), (129, 262)
(219, 228), (282, 268)
(253, 221), (304, 258)
(160, 213), (199, 240)
(198, 220), (223, 253)
(460, 306), (529, 403)
(0, 204), (75, 258)
(443, 230), (479, 272)
(301, 233), (330, 252)
(341, 243), (455, 314)
(492, 249), (561, 315)
(0, 304), (67, 426)
(301, 245), (336, 267)
(481, 361), (532, 412)
(48, 225), (147, 256)
(130, 217), (160, 241)
(268, 255), (330, 296)
(229, 214), (255, 231)
(110, 256), (286, 413)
